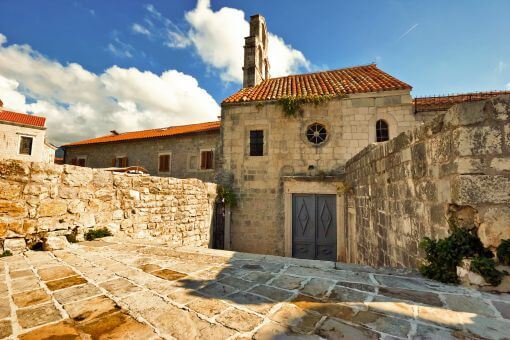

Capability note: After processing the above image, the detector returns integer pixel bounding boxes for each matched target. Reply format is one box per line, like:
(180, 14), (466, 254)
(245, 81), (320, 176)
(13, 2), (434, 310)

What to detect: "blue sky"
(0, 0), (509, 144)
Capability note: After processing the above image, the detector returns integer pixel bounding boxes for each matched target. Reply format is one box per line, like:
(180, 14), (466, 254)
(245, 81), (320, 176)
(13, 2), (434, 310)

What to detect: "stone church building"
(63, 14), (510, 265)
(220, 14), (423, 261)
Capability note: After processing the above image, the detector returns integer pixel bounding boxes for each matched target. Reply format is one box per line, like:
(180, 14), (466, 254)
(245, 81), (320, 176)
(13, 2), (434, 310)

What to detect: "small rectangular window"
(77, 158), (86, 167)
(114, 157), (128, 167)
(200, 150), (214, 170)
(159, 154), (171, 172)
(189, 155), (197, 170)
(249, 130), (264, 156)
(19, 136), (33, 155)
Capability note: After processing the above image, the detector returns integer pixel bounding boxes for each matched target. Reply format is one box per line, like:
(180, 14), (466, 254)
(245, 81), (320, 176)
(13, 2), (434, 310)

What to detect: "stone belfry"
(243, 14), (270, 88)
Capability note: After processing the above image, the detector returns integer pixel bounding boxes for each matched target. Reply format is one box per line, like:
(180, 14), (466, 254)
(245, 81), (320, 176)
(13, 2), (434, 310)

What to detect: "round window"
(306, 123), (327, 145)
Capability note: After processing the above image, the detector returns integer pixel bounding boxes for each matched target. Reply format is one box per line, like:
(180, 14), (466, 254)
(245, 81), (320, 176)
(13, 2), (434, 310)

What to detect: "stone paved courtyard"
(0, 238), (509, 339)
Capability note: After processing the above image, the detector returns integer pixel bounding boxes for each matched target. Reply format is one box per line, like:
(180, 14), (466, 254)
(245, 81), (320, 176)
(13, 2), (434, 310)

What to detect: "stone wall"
(220, 90), (419, 256)
(345, 95), (510, 268)
(64, 131), (219, 182)
(0, 159), (217, 252)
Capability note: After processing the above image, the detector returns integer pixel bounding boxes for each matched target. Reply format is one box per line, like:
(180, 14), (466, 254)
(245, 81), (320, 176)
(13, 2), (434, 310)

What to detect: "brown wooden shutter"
(200, 152), (206, 170)
(123, 157), (128, 167)
(159, 155), (169, 172)
(206, 151), (213, 169)
(71, 158), (77, 165)
(112, 158), (116, 167)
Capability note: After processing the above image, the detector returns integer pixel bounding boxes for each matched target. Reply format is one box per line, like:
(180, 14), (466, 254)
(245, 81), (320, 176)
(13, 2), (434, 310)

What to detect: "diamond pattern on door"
(319, 200), (332, 236)
(292, 194), (336, 261)
(297, 200), (309, 235)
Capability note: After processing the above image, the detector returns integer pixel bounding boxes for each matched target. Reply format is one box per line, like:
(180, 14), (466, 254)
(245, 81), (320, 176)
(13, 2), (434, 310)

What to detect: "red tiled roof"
(0, 109), (46, 128)
(414, 90), (510, 112)
(222, 64), (412, 104)
(64, 121), (221, 147)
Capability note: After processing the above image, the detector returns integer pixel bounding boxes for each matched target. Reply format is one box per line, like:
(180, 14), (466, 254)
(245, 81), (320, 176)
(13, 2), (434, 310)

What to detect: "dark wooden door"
(292, 194), (336, 261)
(212, 200), (225, 249)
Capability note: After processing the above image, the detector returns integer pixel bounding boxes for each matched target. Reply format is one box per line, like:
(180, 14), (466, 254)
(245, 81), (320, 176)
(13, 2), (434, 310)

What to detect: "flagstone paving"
(0, 238), (509, 339)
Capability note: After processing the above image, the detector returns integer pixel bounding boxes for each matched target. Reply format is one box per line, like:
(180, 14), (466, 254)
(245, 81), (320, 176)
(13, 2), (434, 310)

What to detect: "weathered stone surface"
(43, 236), (69, 251)
(99, 278), (141, 297)
(77, 311), (156, 339)
(18, 320), (81, 340)
(329, 286), (371, 303)
(12, 288), (51, 307)
(186, 296), (229, 317)
(270, 303), (322, 333)
(64, 295), (120, 323)
(444, 294), (495, 317)
(53, 283), (102, 304)
(378, 287), (443, 307)
(16, 302), (62, 328)
(0, 297), (10, 318)
(38, 265), (77, 281)
(3, 238), (27, 254)
(317, 318), (380, 339)
(0, 200), (26, 218)
(270, 274), (305, 290)
(478, 206), (510, 249)
(249, 284), (294, 301)
(37, 199), (68, 217)
(46, 275), (87, 291)
(216, 307), (263, 332)
(300, 278), (334, 298)
(352, 310), (411, 338)
(0, 319), (12, 339)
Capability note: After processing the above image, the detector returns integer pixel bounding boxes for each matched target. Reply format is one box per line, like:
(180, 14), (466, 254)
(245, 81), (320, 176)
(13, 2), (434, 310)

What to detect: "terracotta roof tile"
(414, 90), (510, 112)
(222, 64), (411, 104)
(64, 121), (220, 147)
(0, 109), (46, 128)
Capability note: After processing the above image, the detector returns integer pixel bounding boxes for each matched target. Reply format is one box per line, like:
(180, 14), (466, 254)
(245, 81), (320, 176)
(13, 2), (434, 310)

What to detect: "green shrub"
(497, 239), (510, 266)
(419, 226), (493, 284)
(0, 250), (12, 257)
(84, 227), (112, 241)
(217, 186), (237, 207)
(470, 256), (504, 286)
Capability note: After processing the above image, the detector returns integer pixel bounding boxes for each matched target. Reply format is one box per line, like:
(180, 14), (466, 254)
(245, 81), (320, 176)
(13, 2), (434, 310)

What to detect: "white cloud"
(506, 82), (510, 90)
(107, 36), (135, 58)
(132, 23), (151, 37)
(0, 34), (220, 146)
(141, 1), (310, 83)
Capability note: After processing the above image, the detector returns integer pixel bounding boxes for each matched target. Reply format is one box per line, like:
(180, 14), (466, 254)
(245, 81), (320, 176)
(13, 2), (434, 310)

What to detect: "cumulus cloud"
(141, 1), (310, 83)
(0, 35), (220, 146)
(507, 82), (510, 90)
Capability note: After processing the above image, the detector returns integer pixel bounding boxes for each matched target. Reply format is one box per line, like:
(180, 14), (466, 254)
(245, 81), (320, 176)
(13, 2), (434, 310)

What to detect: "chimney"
(242, 14), (270, 88)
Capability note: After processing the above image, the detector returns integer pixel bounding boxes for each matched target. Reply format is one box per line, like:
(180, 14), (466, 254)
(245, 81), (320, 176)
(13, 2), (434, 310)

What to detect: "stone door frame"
(283, 178), (346, 262)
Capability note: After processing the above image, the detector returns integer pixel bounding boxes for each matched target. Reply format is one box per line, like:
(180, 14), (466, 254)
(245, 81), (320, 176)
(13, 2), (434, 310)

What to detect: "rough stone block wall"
(345, 95), (510, 268)
(0, 159), (217, 251)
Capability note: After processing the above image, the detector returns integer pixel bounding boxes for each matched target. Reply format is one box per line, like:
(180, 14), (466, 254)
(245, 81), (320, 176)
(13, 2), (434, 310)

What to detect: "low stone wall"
(345, 95), (510, 268)
(0, 160), (217, 252)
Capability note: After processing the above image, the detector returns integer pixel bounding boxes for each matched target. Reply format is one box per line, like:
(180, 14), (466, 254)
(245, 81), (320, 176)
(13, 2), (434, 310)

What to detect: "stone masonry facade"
(344, 95), (510, 268)
(0, 122), (48, 164)
(64, 130), (219, 182)
(0, 159), (217, 252)
(220, 91), (420, 256)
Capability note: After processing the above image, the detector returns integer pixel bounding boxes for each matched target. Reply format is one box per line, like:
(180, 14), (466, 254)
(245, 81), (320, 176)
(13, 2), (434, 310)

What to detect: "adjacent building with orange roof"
(0, 99), (55, 163)
(63, 121), (220, 182)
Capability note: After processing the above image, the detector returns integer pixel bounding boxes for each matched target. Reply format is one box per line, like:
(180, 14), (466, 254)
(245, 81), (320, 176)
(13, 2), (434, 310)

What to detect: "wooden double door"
(292, 194), (337, 261)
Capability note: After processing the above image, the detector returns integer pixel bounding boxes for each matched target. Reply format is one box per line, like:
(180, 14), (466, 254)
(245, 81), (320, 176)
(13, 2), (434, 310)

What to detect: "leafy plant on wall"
(277, 94), (341, 117)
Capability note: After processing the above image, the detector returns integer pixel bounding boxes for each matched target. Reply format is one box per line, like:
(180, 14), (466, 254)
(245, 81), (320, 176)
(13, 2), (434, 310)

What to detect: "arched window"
(376, 119), (389, 142)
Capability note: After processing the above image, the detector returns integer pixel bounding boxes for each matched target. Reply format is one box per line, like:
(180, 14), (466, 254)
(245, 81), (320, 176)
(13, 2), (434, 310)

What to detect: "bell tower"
(243, 14), (269, 88)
